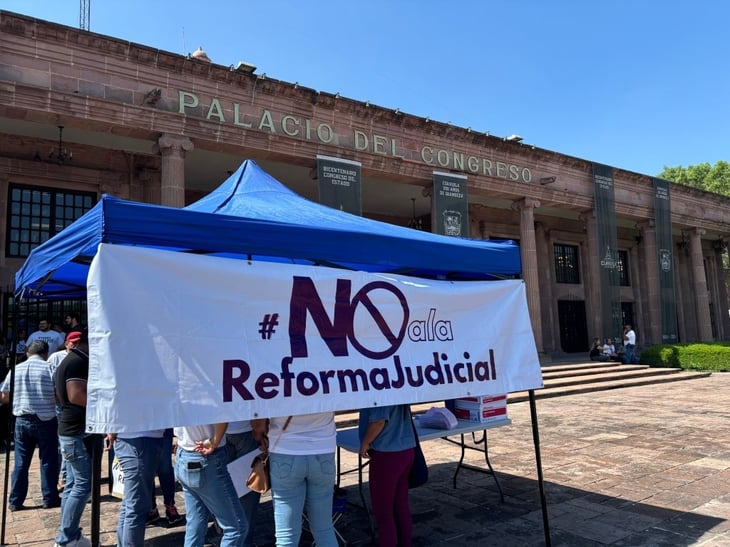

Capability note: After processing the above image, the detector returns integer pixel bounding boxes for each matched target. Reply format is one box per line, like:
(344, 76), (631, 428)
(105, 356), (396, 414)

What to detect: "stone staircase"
(507, 360), (712, 403)
(334, 359), (711, 426)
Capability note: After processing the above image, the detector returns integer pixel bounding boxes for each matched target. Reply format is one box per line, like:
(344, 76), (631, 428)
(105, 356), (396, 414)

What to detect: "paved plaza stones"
(1, 372), (729, 546)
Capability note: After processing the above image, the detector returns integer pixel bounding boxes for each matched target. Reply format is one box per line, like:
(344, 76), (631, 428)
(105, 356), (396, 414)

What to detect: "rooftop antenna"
(79, 0), (90, 31)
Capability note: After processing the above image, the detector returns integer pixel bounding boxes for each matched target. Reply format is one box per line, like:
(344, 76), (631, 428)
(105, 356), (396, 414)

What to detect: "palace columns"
(637, 220), (660, 345)
(512, 198), (543, 353)
(673, 243), (688, 342)
(158, 134), (194, 208)
(715, 244), (730, 339)
(689, 227), (713, 341)
(535, 222), (556, 352)
(579, 211), (601, 338)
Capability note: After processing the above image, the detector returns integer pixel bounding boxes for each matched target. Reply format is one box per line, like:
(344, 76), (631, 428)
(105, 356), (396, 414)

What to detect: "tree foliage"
(658, 161), (730, 196)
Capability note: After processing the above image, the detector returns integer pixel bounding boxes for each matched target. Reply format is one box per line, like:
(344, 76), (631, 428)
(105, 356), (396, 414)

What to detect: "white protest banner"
(86, 244), (541, 433)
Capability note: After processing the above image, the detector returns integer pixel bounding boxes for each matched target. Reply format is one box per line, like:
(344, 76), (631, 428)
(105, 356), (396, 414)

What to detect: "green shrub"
(640, 342), (730, 372)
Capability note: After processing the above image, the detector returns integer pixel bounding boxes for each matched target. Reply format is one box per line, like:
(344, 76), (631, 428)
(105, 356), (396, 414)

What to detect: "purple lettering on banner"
(391, 356), (405, 388)
(370, 368), (390, 390)
(318, 369), (336, 394)
(255, 372), (280, 399)
(404, 365), (424, 387)
(222, 359), (254, 401)
(453, 362), (467, 382)
(221, 347), (499, 405)
(280, 357), (295, 397)
(297, 371), (319, 396)
(348, 281), (409, 359)
(424, 361), (445, 385)
(475, 360), (490, 381)
(337, 369), (370, 392)
(289, 276), (352, 358)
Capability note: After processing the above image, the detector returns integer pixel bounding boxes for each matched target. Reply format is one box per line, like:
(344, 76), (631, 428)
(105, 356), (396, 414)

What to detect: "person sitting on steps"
(602, 338), (619, 361)
(589, 338), (608, 361)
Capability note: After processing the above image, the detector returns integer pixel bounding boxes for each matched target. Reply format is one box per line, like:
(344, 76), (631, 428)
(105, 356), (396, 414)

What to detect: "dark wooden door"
(558, 300), (589, 353)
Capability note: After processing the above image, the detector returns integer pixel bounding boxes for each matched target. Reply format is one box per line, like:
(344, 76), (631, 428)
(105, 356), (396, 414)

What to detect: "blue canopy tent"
(16, 179), (521, 300)
(7, 161), (550, 546)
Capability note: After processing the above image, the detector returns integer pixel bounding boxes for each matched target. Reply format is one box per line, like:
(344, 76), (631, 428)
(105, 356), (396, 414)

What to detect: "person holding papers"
(359, 404), (415, 547)
(224, 420), (268, 547)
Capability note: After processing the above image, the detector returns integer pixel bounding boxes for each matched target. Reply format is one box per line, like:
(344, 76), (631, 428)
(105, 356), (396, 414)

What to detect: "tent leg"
(529, 390), (551, 547)
(1, 420), (10, 546)
(89, 435), (103, 547)
(1, 300), (22, 546)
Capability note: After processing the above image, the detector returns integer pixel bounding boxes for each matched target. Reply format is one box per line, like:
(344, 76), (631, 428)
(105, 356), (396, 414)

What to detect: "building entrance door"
(558, 300), (588, 353)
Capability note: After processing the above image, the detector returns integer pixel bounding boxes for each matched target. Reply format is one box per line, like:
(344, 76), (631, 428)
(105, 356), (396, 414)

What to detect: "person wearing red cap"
(48, 331), (82, 493)
(49, 332), (82, 375)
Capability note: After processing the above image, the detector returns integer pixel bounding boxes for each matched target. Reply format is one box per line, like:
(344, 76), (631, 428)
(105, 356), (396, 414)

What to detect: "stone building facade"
(1, 11), (729, 354)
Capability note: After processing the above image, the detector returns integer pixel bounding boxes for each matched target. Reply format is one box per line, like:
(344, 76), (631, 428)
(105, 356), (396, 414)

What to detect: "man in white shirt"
(0, 340), (60, 510)
(623, 325), (637, 364)
(26, 318), (65, 354)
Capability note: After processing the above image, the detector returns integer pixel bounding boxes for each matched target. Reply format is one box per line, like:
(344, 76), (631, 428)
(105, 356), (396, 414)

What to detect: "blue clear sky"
(5, 1), (729, 177)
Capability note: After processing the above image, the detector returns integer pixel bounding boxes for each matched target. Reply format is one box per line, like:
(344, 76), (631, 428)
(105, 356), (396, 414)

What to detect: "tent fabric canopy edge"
(15, 161), (522, 300)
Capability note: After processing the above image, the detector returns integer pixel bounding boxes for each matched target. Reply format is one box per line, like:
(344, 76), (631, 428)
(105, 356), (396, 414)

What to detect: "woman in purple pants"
(359, 405), (415, 547)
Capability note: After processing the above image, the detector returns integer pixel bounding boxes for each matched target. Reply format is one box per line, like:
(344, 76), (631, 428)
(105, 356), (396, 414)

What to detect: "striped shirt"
(0, 355), (56, 421)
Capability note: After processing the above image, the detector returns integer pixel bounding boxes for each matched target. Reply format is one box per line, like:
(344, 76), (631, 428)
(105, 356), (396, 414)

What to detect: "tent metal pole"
(529, 389), (551, 546)
(1, 297), (22, 546)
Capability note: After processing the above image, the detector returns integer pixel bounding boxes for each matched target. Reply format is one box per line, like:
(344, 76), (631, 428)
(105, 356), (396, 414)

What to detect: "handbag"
(245, 416), (292, 494)
(407, 407), (428, 488)
(246, 452), (270, 493)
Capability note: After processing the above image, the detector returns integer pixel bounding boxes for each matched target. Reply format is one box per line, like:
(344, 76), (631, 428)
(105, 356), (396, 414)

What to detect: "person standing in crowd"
(0, 340), (61, 511)
(64, 313), (84, 335)
(173, 422), (247, 547)
(48, 331), (82, 492)
(26, 318), (65, 354)
(13, 329), (27, 364)
(48, 332), (82, 374)
(359, 404), (415, 547)
(54, 331), (94, 547)
(149, 428), (184, 526)
(107, 430), (164, 546)
(265, 412), (338, 547)
(223, 420), (268, 547)
(623, 324), (637, 364)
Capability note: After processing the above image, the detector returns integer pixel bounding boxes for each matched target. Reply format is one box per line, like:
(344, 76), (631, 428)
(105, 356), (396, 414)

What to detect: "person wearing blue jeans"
(10, 415), (60, 508)
(48, 331), (82, 492)
(225, 421), (266, 547)
(174, 423), (246, 547)
(623, 324), (637, 364)
(267, 413), (338, 547)
(54, 336), (93, 547)
(0, 340), (60, 510)
(113, 432), (164, 546)
(56, 434), (92, 547)
(150, 428), (183, 525)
